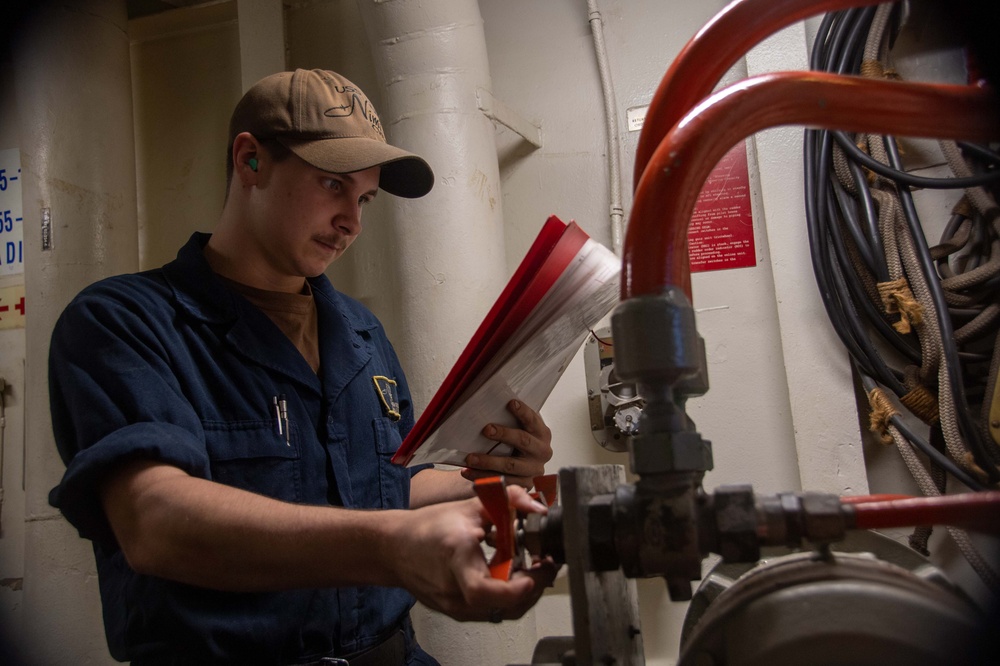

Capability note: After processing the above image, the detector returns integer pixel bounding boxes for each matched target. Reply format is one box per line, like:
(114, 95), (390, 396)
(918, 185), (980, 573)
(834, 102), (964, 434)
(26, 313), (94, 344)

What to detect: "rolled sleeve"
(48, 280), (210, 549)
(49, 421), (211, 547)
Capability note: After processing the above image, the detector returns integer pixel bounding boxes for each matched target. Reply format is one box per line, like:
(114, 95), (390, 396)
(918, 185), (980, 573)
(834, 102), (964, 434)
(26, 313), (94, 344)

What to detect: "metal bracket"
(477, 88), (543, 149)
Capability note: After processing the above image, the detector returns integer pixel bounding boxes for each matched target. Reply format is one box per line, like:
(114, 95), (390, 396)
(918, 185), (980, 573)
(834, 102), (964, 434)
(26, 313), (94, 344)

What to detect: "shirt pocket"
(373, 417), (410, 509)
(204, 420), (302, 503)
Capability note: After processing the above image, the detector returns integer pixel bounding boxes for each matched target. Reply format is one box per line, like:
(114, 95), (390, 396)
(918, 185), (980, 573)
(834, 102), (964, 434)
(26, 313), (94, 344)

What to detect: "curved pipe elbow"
(633, 0), (892, 189)
(621, 72), (1000, 301)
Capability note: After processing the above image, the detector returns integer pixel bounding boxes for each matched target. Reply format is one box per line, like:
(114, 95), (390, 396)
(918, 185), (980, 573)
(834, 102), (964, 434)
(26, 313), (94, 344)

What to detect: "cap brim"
(278, 136), (434, 199)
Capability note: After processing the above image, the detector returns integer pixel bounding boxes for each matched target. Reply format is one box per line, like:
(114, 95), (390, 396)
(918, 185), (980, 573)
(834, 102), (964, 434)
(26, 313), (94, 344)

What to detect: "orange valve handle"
(474, 476), (516, 580)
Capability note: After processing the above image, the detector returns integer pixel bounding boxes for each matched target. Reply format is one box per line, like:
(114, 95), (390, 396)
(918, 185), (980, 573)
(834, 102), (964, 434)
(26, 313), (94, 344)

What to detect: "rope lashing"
(868, 387), (899, 445)
(899, 384), (940, 426)
(877, 277), (924, 334)
(860, 60), (884, 79)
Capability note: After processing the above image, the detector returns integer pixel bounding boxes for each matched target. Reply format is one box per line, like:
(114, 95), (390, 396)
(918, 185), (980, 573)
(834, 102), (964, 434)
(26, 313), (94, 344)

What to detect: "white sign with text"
(0, 148), (24, 277)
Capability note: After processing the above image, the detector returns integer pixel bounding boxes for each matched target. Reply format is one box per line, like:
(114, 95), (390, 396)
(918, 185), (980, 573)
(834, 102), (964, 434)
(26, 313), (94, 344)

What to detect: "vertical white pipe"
(355, 0), (508, 411)
(355, 2), (529, 664)
(237, 0), (287, 91)
(14, 0), (137, 661)
(587, 0), (625, 256)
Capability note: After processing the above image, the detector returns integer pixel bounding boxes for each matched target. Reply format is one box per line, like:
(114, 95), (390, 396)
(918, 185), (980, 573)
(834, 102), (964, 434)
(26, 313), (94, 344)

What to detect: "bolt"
(992, 420), (1000, 428)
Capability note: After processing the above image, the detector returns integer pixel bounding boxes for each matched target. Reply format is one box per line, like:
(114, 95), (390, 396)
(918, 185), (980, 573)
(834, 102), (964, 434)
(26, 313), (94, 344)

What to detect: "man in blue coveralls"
(48, 69), (557, 665)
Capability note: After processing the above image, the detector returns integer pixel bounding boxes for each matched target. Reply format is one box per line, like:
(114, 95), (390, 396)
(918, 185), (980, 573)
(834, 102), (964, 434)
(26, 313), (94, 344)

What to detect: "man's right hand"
(385, 485), (559, 622)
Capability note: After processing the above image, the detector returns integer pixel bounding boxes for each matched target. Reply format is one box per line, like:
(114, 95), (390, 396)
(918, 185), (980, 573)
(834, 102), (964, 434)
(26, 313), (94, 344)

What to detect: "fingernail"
(531, 500), (548, 513)
(511, 399), (521, 410)
(483, 425), (497, 437)
(467, 455), (480, 466)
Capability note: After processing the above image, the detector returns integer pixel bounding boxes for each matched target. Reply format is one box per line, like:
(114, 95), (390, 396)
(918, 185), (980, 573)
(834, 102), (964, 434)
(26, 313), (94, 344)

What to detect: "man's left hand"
(461, 399), (553, 489)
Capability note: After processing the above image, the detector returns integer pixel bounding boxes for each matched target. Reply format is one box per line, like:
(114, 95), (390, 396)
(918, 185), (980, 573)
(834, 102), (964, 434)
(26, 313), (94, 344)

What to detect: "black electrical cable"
(890, 413), (987, 491)
(810, 12), (840, 70)
(832, 131), (1000, 189)
(824, 198), (910, 391)
(835, 6), (877, 75)
(883, 135), (1000, 483)
(826, 184), (922, 365)
(831, 175), (881, 277)
(824, 6), (893, 284)
(858, 370), (986, 491)
(805, 8), (1000, 490)
(957, 141), (1000, 165)
(822, 8), (861, 72)
(805, 131), (883, 379)
(963, 221), (992, 272)
(809, 98), (919, 381)
(805, 124), (914, 389)
(941, 212), (968, 243)
(845, 156), (890, 281)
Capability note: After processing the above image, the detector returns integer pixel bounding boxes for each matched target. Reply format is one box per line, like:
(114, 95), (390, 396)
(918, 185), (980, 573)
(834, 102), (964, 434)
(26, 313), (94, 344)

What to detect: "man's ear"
(232, 132), (261, 184)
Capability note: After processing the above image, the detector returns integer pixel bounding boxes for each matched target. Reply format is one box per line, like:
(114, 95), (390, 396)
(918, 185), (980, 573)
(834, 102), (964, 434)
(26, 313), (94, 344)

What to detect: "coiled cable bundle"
(805, 2), (1000, 590)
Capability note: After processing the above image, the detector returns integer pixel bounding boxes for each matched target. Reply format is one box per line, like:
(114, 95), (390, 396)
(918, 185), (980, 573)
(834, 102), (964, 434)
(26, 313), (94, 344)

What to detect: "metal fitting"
(800, 492), (847, 545)
(755, 492), (847, 549)
(522, 506), (565, 565)
(587, 494), (619, 571)
(611, 288), (702, 386)
(630, 430), (713, 475)
(612, 478), (703, 601)
(711, 485), (759, 563)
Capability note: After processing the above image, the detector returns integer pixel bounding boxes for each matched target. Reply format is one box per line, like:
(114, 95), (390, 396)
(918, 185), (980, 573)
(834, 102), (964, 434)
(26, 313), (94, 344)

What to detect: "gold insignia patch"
(373, 375), (401, 421)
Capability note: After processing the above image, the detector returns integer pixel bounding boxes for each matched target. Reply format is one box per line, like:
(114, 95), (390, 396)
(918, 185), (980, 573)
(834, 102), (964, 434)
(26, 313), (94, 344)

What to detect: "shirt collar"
(162, 232), (378, 333)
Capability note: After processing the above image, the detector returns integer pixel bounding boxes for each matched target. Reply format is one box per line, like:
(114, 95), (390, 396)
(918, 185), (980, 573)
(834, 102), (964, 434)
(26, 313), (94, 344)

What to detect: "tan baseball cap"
(229, 69), (434, 198)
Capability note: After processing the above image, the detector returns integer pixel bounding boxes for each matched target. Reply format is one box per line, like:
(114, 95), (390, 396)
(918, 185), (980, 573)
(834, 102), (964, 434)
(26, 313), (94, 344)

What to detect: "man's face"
(249, 153), (380, 282)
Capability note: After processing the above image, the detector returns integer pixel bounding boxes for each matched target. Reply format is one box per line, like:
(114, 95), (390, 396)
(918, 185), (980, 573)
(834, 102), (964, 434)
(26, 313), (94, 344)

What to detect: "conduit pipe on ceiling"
(13, 0), (139, 660)
(622, 73), (1000, 301)
(632, 0), (892, 190)
(587, 0), (625, 256)
(355, 0), (509, 411)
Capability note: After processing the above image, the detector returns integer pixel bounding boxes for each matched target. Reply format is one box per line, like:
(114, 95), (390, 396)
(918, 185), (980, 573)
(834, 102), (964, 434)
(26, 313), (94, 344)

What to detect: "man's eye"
(324, 178), (341, 190)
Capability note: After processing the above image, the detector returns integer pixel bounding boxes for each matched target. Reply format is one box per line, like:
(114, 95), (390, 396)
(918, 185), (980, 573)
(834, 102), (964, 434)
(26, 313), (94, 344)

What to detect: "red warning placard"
(688, 142), (755, 273)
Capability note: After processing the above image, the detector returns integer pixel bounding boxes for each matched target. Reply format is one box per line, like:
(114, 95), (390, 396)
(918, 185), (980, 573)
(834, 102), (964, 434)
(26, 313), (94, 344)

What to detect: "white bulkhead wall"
(5, 0), (977, 664)
(9, 1), (139, 664)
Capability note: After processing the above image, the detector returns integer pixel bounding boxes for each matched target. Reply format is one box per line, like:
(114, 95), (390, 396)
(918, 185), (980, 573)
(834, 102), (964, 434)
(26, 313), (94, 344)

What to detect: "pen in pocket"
(272, 394), (290, 445)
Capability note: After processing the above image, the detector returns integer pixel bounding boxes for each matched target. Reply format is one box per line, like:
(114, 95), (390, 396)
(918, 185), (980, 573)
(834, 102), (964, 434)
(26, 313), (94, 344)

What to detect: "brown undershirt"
(220, 276), (321, 374)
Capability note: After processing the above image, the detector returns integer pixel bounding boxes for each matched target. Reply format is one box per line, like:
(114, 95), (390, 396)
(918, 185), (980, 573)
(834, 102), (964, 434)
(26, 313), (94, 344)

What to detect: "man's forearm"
(102, 460), (408, 592)
(102, 458), (555, 622)
(409, 467), (474, 508)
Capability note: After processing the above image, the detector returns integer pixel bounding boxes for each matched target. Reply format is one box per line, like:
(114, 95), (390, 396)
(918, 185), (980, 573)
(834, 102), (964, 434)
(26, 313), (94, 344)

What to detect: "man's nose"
(336, 204), (362, 235)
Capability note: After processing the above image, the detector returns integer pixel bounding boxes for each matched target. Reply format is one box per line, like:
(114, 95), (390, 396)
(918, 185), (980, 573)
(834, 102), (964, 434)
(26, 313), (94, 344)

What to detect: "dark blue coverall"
(49, 232), (434, 665)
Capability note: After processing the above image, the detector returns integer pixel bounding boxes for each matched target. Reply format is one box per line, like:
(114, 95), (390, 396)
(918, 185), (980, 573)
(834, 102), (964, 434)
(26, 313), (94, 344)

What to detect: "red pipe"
(634, 0), (891, 190)
(621, 72), (1000, 301)
(841, 494), (914, 504)
(847, 491), (1000, 535)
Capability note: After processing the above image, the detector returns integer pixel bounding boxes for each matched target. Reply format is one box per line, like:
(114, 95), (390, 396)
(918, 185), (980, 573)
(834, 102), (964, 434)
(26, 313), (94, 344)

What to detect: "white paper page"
(463, 240), (618, 400)
(406, 240), (620, 467)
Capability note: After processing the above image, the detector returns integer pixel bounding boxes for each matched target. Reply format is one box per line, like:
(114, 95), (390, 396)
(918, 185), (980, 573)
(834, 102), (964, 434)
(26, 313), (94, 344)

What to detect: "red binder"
(392, 215), (590, 466)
